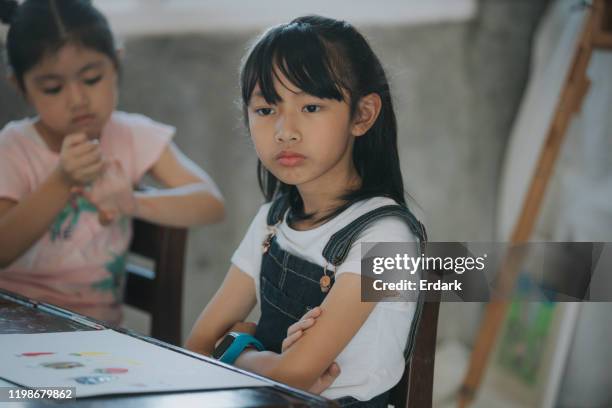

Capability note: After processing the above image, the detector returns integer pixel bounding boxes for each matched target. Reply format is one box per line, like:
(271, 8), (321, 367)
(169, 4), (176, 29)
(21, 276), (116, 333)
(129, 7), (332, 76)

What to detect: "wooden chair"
(389, 300), (441, 408)
(124, 219), (187, 346)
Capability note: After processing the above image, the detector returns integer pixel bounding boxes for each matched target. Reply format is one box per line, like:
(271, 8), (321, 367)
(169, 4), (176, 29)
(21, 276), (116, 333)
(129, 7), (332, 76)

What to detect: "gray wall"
(0, 1), (549, 344)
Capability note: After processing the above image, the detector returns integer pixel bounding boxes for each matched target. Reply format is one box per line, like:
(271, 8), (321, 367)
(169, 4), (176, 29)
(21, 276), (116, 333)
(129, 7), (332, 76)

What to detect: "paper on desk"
(0, 330), (268, 397)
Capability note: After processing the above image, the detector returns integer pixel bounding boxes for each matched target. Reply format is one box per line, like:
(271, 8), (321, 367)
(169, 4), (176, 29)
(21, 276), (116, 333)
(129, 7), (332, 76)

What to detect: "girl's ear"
(350, 93), (382, 137)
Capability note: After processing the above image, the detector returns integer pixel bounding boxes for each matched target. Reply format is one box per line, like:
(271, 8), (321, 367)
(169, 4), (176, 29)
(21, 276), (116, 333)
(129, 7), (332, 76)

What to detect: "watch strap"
(219, 332), (264, 364)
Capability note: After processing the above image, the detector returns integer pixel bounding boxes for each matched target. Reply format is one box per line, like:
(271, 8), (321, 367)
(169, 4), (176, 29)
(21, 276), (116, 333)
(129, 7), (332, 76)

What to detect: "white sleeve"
(125, 113), (175, 182)
(230, 203), (271, 280)
(336, 216), (419, 277)
(0, 143), (30, 201)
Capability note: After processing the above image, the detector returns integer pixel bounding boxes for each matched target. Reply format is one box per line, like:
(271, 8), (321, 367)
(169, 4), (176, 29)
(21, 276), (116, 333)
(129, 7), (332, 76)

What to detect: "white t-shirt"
(231, 197), (420, 401)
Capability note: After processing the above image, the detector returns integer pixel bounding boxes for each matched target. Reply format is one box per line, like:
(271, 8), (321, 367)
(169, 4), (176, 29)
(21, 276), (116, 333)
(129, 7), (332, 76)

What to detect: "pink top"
(0, 112), (174, 324)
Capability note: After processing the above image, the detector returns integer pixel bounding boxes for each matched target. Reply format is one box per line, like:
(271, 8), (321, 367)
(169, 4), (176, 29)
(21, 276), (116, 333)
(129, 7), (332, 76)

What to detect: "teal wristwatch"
(212, 332), (265, 364)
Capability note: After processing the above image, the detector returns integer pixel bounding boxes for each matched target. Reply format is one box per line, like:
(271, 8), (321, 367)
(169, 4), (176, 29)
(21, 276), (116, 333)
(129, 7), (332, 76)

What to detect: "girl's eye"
(83, 75), (103, 86)
(303, 105), (321, 113)
(255, 107), (274, 116)
(42, 86), (62, 95)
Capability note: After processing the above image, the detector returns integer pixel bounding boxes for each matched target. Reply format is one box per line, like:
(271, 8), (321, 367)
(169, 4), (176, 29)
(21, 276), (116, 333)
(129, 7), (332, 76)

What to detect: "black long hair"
(0, 0), (119, 91)
(240, 15), (406, 222)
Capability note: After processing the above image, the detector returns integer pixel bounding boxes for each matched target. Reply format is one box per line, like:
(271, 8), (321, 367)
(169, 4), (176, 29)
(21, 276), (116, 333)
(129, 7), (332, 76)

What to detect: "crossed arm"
(185, 265), (376, 392)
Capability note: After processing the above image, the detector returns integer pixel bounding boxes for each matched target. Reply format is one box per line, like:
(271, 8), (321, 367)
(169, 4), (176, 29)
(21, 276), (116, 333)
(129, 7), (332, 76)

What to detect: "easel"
(458, 1), (612, 406)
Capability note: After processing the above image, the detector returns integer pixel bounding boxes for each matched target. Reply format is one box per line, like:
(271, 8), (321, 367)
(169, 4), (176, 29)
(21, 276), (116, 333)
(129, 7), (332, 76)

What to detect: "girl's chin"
(276, 176), (314, 190)
(270, 170), (303, 186)
(267, 164), (316, 187)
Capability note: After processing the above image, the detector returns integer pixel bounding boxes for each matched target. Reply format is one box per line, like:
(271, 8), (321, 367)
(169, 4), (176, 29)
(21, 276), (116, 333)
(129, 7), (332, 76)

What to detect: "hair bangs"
(241, 21), (348, 108)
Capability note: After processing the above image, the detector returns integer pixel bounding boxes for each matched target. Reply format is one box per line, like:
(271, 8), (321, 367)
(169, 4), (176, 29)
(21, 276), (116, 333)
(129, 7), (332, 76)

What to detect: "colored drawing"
(95, 368), (128, 374)
(19, 352), (55, 357)
(496, 299), (555, 386)
(74, 375), (117, 385)
(0, 330), (268, 398)
(41, 362), (83, 369)
(70, 352), (108, 357)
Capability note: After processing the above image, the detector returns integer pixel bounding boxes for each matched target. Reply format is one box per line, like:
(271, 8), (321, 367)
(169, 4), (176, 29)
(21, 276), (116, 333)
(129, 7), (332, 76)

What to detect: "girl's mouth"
(72, 114), (96, 125)
(276, 151), (305, 167)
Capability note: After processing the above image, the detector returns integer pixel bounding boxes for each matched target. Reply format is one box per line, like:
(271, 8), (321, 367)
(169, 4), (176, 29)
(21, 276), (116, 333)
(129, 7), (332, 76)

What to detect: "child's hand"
(82, 159), (137, 225)
(282, 307), (341, 394)
(58, 133), (104, 186)
(309, 362), (341, 395)
(281, 307), (322, 352)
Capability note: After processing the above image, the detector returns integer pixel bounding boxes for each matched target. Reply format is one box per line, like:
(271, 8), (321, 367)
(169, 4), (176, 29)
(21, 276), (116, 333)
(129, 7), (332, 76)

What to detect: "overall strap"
(322, 204), (428, 362)
(266, 195), (291, 226)
(322, 205), (427, 266)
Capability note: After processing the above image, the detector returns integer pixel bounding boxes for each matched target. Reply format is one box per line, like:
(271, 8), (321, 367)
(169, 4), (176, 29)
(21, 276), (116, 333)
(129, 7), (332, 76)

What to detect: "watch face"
(212, 334), (236, 359)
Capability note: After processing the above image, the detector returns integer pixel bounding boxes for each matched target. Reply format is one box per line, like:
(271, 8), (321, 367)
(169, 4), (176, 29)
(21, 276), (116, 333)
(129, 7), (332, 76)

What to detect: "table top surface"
(0, 291), (334, 407)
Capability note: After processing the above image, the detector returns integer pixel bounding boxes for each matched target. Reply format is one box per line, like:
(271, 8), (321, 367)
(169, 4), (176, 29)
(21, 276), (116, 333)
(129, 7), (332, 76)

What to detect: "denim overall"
(254, 196), (427, 408)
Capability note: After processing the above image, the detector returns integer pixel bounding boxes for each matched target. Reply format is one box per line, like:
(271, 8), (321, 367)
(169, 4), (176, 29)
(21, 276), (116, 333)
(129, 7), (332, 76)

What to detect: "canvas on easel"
(473, 266), (580, 407)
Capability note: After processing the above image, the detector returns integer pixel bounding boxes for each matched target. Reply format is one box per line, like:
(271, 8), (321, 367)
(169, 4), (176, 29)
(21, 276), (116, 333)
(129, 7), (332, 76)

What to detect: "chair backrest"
(124, 219), (187, 346)
(389, 300), (441, 408)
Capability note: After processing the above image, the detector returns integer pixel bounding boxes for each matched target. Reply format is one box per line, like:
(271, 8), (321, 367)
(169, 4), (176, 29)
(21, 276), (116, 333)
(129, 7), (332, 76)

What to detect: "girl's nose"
(66, 81), (89, 110)
(274, 114), (301, 143)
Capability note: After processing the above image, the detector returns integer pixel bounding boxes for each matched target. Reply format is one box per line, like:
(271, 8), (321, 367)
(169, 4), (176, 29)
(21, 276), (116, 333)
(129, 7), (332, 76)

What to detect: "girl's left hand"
(281, 307), (322, 352)
(282, 307), (341, 394)
(81, 159), (137, 225)
(309, 362), (341, 395)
